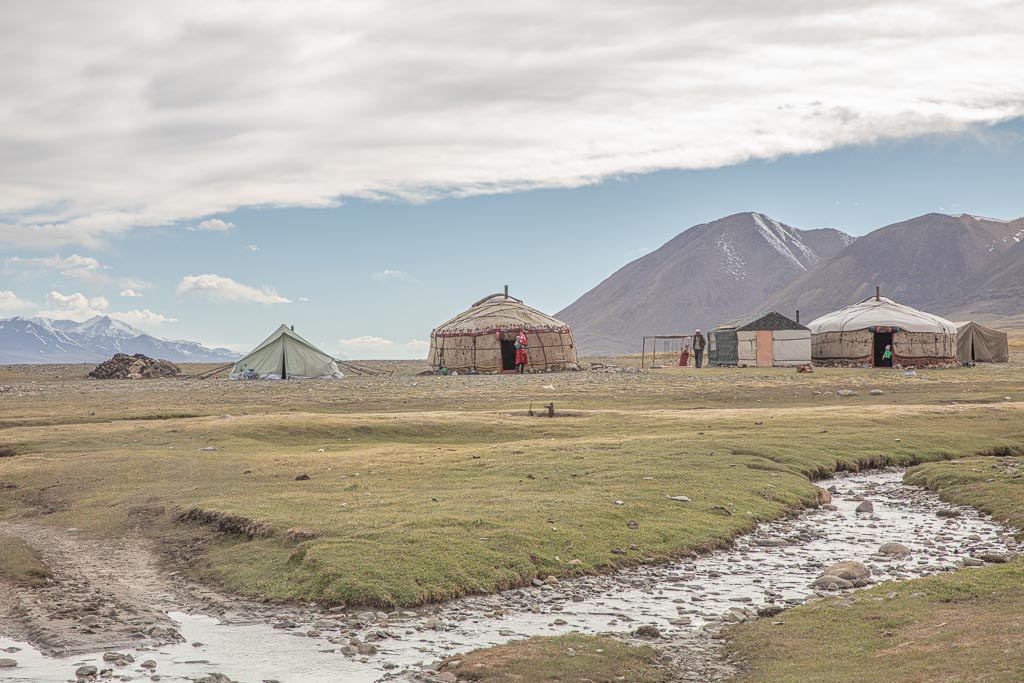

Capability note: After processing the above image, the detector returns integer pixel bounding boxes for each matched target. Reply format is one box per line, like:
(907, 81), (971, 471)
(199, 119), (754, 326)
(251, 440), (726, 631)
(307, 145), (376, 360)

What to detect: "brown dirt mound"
(88, 353), (181, 380)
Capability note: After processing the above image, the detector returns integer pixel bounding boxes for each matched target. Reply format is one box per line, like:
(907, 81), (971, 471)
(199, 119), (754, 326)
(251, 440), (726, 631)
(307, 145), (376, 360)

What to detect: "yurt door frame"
(499, 338), (518, 371)
(872, 327), (894, 368)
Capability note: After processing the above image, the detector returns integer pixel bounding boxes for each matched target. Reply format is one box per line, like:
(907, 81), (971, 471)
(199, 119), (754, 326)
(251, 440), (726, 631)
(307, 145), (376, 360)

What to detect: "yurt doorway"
(873, 331), (893, 367)
(500, 339), (518, 371)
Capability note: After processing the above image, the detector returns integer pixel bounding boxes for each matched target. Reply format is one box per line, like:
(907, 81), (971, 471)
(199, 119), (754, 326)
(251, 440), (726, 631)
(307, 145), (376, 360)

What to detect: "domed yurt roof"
(433, 292), (572, 337)
(807, 296), (956, 335)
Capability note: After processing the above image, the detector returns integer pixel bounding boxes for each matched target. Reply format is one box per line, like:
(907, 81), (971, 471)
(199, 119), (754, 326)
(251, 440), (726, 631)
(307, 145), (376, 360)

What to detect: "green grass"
(440, 634), (674, 682)
(0, 533), (52, 587)
(2, 403), (1022, 607)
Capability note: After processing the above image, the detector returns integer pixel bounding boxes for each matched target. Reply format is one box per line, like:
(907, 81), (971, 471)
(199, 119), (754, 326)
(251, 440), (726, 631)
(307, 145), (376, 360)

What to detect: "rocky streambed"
(0, 469), (1017, 683)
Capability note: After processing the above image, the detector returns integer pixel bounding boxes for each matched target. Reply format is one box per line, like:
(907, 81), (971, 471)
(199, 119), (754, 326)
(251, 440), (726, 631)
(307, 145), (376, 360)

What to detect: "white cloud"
(298, 296), (309, 302)
(6, 254), (107, 281)
(337, 335), (429, 360)
(110, 308), (177, 327)
(37, 290), (110, 321)
(245, 243), (260, 252)
(176, 273), (290, 303)
(187, 218), (236, 232)
(120, 288), (143, 297)
(0, 290), (35, 313)
(371, 269), (409, 281)
(1, 2), (1022, 247)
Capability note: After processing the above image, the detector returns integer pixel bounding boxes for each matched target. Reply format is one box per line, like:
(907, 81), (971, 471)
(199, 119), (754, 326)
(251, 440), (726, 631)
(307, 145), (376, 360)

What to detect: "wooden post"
(641, 337), (646, 369)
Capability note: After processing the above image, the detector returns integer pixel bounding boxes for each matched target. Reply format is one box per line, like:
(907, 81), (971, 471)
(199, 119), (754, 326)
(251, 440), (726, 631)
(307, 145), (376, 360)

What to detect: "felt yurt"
(428, 289), (579, 373)
(954, 321), (1009, 364)
(807, 293), (957, 368)
(708, 312), (810, 367)
(230, 324), (343, 379)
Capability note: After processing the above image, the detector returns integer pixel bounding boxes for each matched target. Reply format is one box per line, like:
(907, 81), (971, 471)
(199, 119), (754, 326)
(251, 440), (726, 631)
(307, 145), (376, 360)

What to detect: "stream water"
(0, 469), (1016, 683)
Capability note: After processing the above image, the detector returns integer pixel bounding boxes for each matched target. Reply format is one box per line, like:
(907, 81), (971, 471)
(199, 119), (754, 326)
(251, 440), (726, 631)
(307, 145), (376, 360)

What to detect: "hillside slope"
(557, 212), (853, 355)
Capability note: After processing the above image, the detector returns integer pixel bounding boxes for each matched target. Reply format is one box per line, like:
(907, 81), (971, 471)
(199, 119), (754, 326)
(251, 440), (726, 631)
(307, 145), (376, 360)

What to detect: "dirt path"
(0, 520), (233, 656)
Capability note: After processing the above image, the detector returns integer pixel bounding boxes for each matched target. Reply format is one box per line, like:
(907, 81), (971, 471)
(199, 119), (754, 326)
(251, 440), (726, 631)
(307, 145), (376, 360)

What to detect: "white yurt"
(807, 295), (957, 368)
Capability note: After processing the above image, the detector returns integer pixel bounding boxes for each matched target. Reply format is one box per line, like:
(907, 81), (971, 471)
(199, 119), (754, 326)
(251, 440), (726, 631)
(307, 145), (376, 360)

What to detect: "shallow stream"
(0, 469), (1016, 683)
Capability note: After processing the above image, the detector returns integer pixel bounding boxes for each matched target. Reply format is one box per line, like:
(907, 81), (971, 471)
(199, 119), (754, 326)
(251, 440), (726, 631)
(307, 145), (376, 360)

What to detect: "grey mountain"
(0, 316), (239, 364)
(766, 213), (1024, 322)
(557, 212), (855, 355)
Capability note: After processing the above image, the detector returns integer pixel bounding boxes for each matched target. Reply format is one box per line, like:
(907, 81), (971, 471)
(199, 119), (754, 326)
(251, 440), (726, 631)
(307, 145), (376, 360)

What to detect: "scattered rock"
(0, 658), (16, 668)
(75, 665), (98, 677)
(855, 501), (874, 514)
(837, 389), (857, 397)
(937, 509), (961, 518)
(294, 474), (311, 481)
(869, 389), (884, 396)
(633, 625), (662, 639)
(666, 495), (691, 502)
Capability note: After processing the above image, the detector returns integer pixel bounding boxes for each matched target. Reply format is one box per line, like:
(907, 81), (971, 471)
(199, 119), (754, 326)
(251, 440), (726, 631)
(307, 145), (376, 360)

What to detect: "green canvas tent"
(230, 325), (343, 379)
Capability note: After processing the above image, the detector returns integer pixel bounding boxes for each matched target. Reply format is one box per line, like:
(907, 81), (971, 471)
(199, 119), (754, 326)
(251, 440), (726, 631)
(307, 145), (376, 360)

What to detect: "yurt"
(708, 312), (810, 367)
(807, 294), (957, 368)
(954, 321), (1009, 364)
(428, 289), (579, 373)
(230, 324), (343, 379)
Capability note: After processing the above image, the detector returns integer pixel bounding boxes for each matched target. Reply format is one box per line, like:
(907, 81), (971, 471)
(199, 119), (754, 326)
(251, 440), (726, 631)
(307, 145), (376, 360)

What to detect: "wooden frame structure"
(640, 334), (692, 369)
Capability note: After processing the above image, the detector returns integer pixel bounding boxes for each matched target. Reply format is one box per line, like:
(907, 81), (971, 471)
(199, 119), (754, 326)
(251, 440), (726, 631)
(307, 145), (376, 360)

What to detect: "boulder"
(815, 487), (832, 505)
(855, 501), (874, 514)
(878, 543), (912, 558)
(822, 561), (871, 581)
(0, 658), (16, 668)
(812, 575), (854, 589)
(75, 665), (98, 677)
(980, 553), (1009, 564)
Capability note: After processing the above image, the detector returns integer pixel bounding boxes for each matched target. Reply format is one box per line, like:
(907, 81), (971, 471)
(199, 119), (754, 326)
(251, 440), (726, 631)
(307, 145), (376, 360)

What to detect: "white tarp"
(230, 325), (343, 379)
(807, 296), (956, 335)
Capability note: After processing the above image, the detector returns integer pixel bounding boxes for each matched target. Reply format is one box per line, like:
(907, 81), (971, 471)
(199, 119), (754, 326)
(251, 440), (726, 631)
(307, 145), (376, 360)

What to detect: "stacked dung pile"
(88, 353), (181, 380)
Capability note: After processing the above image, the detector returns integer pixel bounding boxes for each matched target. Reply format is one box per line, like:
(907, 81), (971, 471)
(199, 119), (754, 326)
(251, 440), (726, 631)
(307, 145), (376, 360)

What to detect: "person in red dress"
(514, 330), (529, 373)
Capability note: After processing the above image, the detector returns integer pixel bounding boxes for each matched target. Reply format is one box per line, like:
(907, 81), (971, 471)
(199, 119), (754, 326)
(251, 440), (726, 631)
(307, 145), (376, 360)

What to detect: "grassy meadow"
(1, 359), (1022, 610)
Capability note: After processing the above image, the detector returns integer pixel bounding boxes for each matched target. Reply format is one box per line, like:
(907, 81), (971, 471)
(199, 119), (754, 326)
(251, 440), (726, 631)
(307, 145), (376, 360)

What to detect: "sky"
(2, 1), (1024, 358)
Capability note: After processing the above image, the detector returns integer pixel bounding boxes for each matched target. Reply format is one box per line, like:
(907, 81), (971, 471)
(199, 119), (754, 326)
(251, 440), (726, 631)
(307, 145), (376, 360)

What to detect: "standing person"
(692, 329), (706, 368)
(514, 330), (529, 374)
(882, 344), (893, 367)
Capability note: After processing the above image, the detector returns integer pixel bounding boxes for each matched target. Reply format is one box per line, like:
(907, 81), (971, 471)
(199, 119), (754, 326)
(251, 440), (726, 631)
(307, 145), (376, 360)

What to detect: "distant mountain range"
(0, 316), (239, 364)
(559, 211), (1024, 355)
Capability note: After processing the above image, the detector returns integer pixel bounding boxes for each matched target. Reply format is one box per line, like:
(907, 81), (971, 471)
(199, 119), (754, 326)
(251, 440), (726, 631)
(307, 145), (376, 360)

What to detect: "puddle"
(1, 469), (1016, 682)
